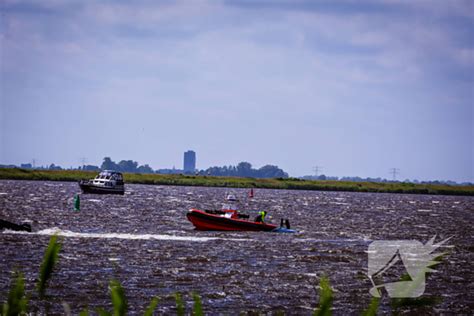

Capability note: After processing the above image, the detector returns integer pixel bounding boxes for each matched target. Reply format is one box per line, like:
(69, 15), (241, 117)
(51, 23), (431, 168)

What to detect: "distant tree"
(256, 165), (288, 178)
(48, 163), (62, 170)
(137, 164), (154, 174)
(156, 168), (182, 174)
(0, 164), (17, 168)
(101, 157), (118, 171)
(318, 174), (327, 180)
(204, 163), (288, 178)
(82, 165), (100, 171)
(237, 162), (253, 177)
(204, 166), (224, 176)
(117, 160), (138, 173)
(341, 176), (363, 182)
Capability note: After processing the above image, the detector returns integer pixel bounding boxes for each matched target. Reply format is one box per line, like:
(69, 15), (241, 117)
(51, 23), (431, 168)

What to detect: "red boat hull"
(187, 209), (277, 231)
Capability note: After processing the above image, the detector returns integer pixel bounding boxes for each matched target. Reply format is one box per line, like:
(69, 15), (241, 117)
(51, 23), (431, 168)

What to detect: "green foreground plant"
(313, 275), (333, 316)
(143, 297), (159, 316)
(2, 273), (27, 316)
(37, 235), (61, 299)
(361, 297), (380, 316)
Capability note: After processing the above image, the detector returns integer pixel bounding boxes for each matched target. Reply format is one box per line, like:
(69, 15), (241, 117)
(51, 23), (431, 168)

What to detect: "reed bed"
(1, 168), (472, 196)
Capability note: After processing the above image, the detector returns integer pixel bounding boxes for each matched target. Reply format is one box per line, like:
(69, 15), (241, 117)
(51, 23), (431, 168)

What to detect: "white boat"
(79, 170), (125, 195)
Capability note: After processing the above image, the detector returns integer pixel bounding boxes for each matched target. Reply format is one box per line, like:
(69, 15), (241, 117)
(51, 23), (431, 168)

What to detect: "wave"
(3, 228), (248, 242)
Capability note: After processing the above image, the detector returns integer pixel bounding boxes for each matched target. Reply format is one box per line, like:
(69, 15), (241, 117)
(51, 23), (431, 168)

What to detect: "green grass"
(143, 297), (159, 316)
(361, 297), (380, 316)
(1, 168), (473, 196)
(2, 272), (28, 316)
(110, 280), (127, 316)
(313, 275), (333, 316)
(37, 235), (61, 299)
(192, 292), (203, 316)
(174, 293), (185, 316)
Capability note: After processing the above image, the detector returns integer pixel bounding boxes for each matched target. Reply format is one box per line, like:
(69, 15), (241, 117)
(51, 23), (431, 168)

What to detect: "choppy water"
(0, 180), (473, 314)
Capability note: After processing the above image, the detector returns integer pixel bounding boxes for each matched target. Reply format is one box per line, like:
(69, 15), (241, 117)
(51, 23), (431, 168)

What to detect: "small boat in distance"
(79, 170), (125, 195)
(187, 209), (277, 231)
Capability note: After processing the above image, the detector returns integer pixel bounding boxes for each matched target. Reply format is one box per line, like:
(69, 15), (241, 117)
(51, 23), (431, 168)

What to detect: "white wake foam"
(3, 228), (247, 242)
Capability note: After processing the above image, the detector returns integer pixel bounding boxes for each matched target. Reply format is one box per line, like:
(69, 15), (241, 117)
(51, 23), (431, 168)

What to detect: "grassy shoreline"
(0, 168), (473, 196)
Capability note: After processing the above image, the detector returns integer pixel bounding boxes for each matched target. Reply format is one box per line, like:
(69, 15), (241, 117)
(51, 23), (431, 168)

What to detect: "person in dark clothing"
(279, 218), (291, 229)
(254, 211), (267, 223)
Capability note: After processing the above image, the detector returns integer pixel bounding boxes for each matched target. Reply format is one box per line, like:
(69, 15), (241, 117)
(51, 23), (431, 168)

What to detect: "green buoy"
(74, 194), (80, 211)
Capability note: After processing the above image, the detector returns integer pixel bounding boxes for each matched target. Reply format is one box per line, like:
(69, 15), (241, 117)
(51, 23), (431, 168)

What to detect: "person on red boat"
(254, 211), (267, 223)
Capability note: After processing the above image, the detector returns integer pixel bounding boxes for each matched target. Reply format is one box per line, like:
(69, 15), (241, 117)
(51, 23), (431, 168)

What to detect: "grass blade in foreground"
(37, 235), (61, 298)
(192, 292), (203, 316)
(79, 308), (90, 316)
(2, 272), (28, 316)
(143, 297), (159, 316)
(313, 275), (333, 316)
(175, 293), (185, 316)
(110, 280), (127, 316)
(361, 297), (380, 316)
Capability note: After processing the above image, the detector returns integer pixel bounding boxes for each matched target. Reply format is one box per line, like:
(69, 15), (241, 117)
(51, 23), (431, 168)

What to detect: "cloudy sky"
(1, 0), (473, 182)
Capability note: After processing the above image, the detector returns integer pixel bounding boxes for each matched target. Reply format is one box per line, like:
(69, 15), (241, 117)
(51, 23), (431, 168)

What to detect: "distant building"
(183, 150), (196, 173)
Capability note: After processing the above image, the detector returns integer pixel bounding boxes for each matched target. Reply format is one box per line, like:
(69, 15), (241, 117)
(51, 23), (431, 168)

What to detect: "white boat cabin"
(92, 170), (124, 187)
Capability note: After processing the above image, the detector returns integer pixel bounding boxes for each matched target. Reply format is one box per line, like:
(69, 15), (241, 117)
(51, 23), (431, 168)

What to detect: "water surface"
(1, 180), (472, 314)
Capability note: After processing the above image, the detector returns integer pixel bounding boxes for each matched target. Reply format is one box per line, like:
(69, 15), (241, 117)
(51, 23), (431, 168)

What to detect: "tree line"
(202, 161), (288, 178)
(13, 157), (289, 179)
(4, 160), (472, 184)
(100, 158), (288, 178)
(100, 157), (154, 173)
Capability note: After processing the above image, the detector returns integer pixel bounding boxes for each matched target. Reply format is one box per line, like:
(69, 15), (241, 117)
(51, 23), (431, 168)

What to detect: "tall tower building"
(183, 150), (196, 173)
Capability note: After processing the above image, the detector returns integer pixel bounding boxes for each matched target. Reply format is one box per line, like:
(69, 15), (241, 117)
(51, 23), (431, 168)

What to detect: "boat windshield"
(111, 174), (122, 180)
(222, 203), (237, 211)
(97, 171), (122, 180)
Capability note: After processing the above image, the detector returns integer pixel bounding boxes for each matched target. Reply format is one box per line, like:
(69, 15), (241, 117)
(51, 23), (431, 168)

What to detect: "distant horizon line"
(1, 161), (472, 185)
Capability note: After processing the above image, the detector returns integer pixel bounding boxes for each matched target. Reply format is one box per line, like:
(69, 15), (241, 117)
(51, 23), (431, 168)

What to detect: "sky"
(1, 0), (473, 182)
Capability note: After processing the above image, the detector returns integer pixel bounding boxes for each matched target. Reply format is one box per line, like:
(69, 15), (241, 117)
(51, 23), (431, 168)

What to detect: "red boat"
(187, 209), (277, 231)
